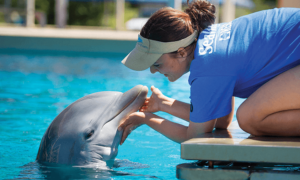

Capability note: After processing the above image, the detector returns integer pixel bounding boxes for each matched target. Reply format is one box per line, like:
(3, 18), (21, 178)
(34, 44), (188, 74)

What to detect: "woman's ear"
(177, 47), (188, 60)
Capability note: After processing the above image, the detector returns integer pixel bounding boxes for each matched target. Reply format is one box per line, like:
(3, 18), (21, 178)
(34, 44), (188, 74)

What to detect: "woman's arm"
(140, 86), (190, 121)
(119, 112), (216, 144)
(160, 97), (190, 122)
(215, 97), (235, 129)
(119, 87), (233, 144)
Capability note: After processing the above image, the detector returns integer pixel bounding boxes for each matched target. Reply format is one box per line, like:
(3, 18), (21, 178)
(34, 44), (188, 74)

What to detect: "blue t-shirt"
(189, 8), (300, 123)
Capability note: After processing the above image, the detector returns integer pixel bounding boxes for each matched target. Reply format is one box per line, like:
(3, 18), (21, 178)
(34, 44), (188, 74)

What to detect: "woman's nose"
(150, 66), (158, 74)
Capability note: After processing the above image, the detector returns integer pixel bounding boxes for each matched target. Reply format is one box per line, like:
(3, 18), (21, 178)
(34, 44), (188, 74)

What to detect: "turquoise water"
(0, 53), (244, 179)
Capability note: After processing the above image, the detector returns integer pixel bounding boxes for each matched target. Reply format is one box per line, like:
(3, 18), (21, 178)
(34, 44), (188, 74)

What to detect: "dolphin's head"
(36, 85), (148, 166)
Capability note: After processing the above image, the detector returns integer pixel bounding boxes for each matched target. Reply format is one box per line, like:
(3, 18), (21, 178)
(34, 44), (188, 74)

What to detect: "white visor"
(121, 30), (198, 71)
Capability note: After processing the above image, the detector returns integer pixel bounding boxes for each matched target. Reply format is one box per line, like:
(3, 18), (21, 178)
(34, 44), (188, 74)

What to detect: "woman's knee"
(236, 106), (250, 131)
(236, 104), (263, 136)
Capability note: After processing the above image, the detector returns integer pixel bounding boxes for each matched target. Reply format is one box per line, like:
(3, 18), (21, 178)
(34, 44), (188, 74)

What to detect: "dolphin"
(36, 85), (148, 167)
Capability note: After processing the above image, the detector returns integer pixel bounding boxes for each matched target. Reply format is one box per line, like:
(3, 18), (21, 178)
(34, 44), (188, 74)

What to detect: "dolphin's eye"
(85, 130), (94, 139)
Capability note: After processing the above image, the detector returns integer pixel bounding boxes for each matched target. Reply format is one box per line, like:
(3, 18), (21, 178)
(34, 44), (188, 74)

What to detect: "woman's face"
(150, 53), (190, 82)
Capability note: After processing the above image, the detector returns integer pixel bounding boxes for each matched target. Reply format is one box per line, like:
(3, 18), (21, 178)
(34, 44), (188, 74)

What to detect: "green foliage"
(252, 0), (276, 12)
(235, 7), (252, 18)
(68, 1), (138, 28)
(124, 3), (139, 22)
(68, 1), (104, 26)
(3, 0), (276, 28)
(0, 0), (26, 23)
(99, 2), (139, 29)
(0, 11), (4, 22)
(0, 0), (138, 28)
(2, 0), (26, 8)
(35, 0), (55, 24)
(235, 0), (277, 19)
(33, 0), (138, 28)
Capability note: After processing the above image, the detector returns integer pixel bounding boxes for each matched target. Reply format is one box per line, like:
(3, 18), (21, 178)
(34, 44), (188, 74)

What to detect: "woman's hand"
(139, 86), (167, 113)
(118, 112), (152, 145)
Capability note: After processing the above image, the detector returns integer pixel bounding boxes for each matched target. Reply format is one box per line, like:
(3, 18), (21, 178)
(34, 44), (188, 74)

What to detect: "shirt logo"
(199, 24), (217, 55)
(219, 22), (232, 41)
(198, 22), (232, 56)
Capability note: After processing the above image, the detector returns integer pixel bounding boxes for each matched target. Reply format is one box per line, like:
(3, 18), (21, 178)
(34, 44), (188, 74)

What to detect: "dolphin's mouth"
(105, 85), (148, 125)
(91, 86), (147, 160)
(119, 86), (146, 113)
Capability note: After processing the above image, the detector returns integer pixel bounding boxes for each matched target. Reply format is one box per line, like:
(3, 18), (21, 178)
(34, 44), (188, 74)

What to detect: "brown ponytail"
(140, 0), (216, 44)
(185, 0), (216, 32)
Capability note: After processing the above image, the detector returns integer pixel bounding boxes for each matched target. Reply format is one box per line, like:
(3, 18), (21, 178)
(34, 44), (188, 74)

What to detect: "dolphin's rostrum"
(36, 85), (148, 167)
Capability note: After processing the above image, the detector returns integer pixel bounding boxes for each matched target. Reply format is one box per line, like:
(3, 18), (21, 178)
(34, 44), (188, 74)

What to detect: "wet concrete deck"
(177, 121), (300, 180)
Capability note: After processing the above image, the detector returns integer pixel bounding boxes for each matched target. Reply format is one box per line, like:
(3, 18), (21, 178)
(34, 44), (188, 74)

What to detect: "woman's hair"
(140, 0), (216, 44)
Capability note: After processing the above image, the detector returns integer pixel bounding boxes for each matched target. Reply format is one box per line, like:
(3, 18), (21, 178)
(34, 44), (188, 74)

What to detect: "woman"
(118, 0), (300, 145)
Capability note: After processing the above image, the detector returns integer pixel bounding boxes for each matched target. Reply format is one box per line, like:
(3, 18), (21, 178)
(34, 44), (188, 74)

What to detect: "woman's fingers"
(118, 112), (145, 145)
(119, 123), (139, 145)
(150, 86), (163, 97)
(151, 86), (159, 93)
(143, 99), (150, 106)
(120, 124), (132, 145)
(118, 119), (131, 145)
(139, 98), (150, 112)
(151, 85), (155, 91)
(118, 120), (126, 132)
(139, 105), (148, 111)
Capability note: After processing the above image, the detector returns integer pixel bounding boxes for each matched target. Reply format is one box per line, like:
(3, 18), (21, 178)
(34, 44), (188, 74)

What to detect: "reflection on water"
(17, 160), (159, 180)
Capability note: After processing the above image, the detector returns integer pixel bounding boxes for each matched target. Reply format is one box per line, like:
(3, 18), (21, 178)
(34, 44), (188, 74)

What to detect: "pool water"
(0, 53), (245, 179)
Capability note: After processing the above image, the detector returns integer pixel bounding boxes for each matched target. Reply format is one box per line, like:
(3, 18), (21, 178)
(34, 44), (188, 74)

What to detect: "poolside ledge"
(177, 121), (300, 180)
(0, 27), (139, 55)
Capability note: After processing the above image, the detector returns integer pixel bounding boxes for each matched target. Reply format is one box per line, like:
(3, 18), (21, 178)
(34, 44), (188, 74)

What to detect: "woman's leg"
(236, 65), (300, 136)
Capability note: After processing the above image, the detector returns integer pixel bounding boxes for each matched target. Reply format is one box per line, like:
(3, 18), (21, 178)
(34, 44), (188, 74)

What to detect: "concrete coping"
(181, 121), (300, 164)
(0, 26), (140, 41)
(0, 26), (140, 54)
